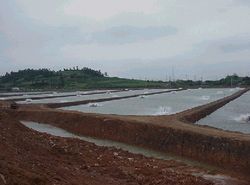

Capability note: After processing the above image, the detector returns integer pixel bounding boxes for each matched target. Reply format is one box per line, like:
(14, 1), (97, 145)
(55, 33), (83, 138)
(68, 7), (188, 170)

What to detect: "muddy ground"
(0, 112), (217, 185)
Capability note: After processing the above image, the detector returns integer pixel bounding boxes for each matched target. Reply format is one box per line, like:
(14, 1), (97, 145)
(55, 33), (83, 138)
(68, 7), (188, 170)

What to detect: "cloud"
(83, 25), (177, 44)
(234, 0), (250, 6)
(0, 0), (250, 79)
(220, 38), (250, 53)
(63, 0), (160, 21)
(60, 33), (193, 61)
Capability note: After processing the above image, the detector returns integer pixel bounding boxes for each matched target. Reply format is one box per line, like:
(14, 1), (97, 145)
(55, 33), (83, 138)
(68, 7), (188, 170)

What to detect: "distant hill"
(0, 68), (249, 91)
(0, 68), (167, 91)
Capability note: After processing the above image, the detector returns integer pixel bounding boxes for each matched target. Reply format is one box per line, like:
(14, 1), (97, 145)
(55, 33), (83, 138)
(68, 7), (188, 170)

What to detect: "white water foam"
(234, 114), (250, 124)
(25, 99), (33, 102)
(139, 95), (147, 99)
(216, 91), (223, 95)
(154, 106), (172, 115)
(60, 100), (69, 103)
(88, 103), (102, 107)
(200, 96), (210, 101)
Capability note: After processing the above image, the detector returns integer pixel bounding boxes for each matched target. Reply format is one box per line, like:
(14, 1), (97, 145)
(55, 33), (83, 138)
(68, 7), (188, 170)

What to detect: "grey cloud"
(201, 35), (250, 53)
(0, 1), (83, 48)
(85, 25), (177, 44)
(0, 1), (85, 69)
(1, 0), (250, 79)
(194, 36), (250, 54)
(221, 41), (250, 53)
(235, 0), (250, 6)
(116, 58), (250, 80)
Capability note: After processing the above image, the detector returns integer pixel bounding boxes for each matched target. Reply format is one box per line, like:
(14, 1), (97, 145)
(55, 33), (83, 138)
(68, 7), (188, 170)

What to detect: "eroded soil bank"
(0, 112), (217, 185)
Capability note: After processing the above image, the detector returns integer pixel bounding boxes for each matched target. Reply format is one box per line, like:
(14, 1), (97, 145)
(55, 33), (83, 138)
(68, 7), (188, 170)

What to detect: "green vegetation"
(0, 68), (249, 91)
(173, 74), (250, 88)
(0, 68), (167, 91)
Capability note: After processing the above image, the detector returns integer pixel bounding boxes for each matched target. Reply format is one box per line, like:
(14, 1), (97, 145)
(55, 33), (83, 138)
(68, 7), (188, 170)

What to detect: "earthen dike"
(4, 88), (250, 180)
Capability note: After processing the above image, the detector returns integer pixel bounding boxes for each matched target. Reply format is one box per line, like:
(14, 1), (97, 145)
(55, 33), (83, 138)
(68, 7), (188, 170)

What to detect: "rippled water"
(196, 91), (250, 134)
(62, 88), (236, 115)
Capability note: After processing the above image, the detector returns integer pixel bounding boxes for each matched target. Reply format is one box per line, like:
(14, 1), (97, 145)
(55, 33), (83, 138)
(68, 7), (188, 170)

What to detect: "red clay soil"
(0, 112), (215, 185)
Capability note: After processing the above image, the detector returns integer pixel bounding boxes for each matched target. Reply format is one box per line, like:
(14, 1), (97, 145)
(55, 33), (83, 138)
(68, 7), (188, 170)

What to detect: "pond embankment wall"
(12, 108), (250, 177)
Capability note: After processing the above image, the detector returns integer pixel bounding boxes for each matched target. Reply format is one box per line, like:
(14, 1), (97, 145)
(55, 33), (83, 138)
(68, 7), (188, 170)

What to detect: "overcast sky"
(0, 0), (250, 80)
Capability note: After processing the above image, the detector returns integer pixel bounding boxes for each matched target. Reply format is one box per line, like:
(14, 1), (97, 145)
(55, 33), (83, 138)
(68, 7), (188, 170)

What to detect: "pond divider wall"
(178, 88), (249, 123)
(11, 90), (124, 102)
(12, 115), (250, 176)
(0, 91), (52, 98)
